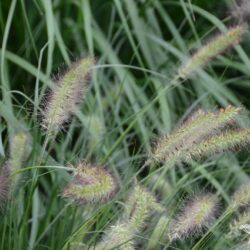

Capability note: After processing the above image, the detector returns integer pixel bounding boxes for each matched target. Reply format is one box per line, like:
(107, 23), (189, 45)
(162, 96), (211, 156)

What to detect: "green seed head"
(42, 57), (95, 133)
(90, 185), (163, 249)
(63, 162), (117, 204)
(230, 208), (250, 236)
(124, 186), (164, 232)
(92, 222), (135, 250)
(187, 128), (250, 159)
(169, 193), (219, 240)
(149, 106), (242, 165)
(231, 182), (250, 210)
(9, 132), (31, 173)
(178, 26), (246, 79)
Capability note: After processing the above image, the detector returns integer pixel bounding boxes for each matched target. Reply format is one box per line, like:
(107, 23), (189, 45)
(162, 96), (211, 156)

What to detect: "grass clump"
(1, 1), (250, 249)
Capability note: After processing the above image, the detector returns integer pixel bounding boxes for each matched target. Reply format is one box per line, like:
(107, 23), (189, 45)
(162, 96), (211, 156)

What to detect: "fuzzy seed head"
(93, 222), (135, 250)
(124, 186), (164, 232)
(184, 128), (250, 161)
(232, 0), (250, 24)
(42, 57), (95, 133)
(169, 193), (218, 240)
(178, 25), (246, 79)
(63, 162), (117, 204)
(230, 208), (250, 236)
(231, 182), (250, 209)
(91, 185), (162, 249)
(9, 132), (31, 173)
(149, 106), (242, 165)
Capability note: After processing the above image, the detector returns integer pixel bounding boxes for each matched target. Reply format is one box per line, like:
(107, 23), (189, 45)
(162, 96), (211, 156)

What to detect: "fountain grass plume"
(9, 132), (31, 173)
(7, 132), (31, 192)
(183, 128), (250, 161)
(91, 185), (163, 249)
(168, 193), (219, 240)
(178, 25), (246, 79)
(124, 185), (164, 232)
(92, 222), (135, 250)
(148, 106), (242, 165)
(232, 0), (250, 25)
(230, 208), (250, 236)
(42, 57), (95, 134)
(230, 182), (250, 210)
(63, 162), (117, 204)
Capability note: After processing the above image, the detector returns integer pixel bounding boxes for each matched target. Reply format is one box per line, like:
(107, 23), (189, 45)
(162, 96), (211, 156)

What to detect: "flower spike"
(92, 222), (135, 250)
(63, 162), (117, 204)
(149, 106), (242, 165)
(231, 182), (250, 209)
(42, 57), (95, 133)
(9, 132), (31, 172)
(168, 193), (219, 240)
(178, 25), (246, 79)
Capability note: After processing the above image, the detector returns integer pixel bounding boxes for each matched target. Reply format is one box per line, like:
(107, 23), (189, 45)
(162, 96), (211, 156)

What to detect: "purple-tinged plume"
(42, 57), (95, 133)
(63, 162), (117, 204)
(168, 193), (219, 240)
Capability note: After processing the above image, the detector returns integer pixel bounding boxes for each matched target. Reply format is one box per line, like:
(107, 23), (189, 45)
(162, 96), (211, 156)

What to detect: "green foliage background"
(0, 0), (250, 249)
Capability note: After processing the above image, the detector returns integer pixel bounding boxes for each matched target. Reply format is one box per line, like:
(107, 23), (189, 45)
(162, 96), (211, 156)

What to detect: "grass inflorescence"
(42, 57), (95, 134)
(63, 162), (117, 204)
(178, 25), (246, 79)
(168, 193), (219, 240)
